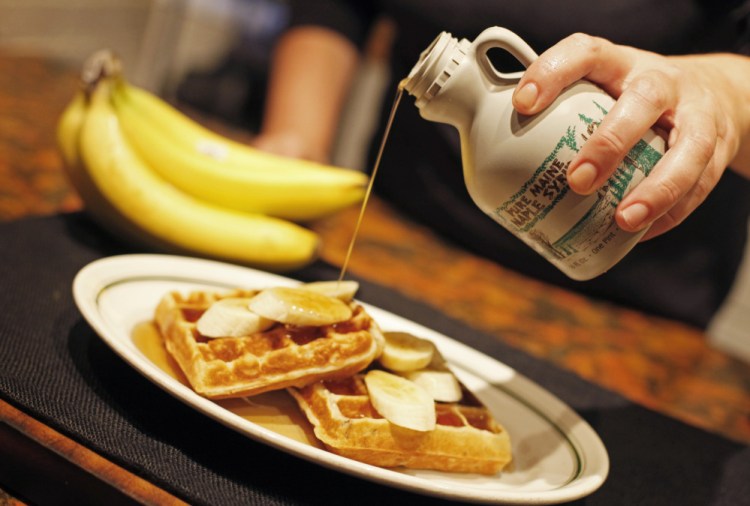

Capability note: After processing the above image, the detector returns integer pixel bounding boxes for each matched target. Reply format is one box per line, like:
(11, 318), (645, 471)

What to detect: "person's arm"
(253, 26), (360, 164)
(512, 33), (750, 240)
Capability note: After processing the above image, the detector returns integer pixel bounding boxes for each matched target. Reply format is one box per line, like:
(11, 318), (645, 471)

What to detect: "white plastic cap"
(401, 32), (470, 108)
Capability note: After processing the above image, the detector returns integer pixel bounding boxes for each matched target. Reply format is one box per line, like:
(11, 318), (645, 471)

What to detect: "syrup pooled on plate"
(132, 320), (320, 446)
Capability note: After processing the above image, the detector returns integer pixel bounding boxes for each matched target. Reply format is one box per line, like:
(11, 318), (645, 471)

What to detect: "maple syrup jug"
(401, 27), (665, 280)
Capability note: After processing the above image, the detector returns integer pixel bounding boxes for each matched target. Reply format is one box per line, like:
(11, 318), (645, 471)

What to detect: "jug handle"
(472, 27), (539, 85)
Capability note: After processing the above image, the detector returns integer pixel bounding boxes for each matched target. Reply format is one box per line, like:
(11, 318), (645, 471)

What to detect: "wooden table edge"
(0, 397), (187, 505)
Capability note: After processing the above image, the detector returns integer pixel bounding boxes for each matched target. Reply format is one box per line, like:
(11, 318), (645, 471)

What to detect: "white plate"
(73, 254), (608, 504)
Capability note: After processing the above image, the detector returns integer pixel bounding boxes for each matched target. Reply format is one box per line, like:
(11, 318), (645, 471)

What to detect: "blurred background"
(0, 0), (392, 170)
(0, 0), (747, 358)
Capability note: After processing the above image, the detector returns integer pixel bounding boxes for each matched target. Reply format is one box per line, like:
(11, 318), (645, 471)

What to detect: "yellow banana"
(75, 77), (320, 271)
(111, 82), (369, 221)
(117, 82), (294, 168)
(118, 81), (354, 174)
(57, 91), (86, 166)
(57, 89), (149, 242)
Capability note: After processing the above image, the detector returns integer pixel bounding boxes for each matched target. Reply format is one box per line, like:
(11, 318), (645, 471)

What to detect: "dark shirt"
(288, 0), (750, 328)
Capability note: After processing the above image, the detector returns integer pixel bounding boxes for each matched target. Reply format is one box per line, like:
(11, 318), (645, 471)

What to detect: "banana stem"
(80, 49), (123, 96)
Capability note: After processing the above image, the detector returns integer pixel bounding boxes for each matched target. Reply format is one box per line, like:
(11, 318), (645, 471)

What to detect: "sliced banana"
(379, 332), (435, 372)
(196, 297), (274, 338)
(300, 280), (359, 302)
(247, 286), (352, 326)
(402, 369), (463, 403)
(364, 370), (436, 432)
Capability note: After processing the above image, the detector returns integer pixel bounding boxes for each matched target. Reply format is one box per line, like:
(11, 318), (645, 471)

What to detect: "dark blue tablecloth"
(1, 213), (748, 505)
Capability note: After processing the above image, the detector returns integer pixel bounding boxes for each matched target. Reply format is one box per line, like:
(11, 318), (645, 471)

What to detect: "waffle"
(289, 372), (512, 475)
(154, 289), (384, 399)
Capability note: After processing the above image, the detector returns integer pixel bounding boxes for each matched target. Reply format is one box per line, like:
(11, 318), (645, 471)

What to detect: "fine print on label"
(493, 101), (662, 270)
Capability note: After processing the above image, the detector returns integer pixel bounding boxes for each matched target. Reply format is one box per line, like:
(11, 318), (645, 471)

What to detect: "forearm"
(258, 26), (360, 163)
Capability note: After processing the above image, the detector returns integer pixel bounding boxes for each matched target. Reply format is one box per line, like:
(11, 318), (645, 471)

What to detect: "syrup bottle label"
(490, 101), (663, 271)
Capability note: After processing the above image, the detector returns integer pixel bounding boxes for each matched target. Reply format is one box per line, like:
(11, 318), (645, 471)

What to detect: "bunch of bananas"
(57, 50), (369, 271)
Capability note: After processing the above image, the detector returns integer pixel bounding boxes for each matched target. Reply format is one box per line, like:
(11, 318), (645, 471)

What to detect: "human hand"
(512, 33), (750, 240)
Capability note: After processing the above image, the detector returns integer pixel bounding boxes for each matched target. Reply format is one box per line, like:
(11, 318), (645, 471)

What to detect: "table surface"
(2, 51), (750, 504)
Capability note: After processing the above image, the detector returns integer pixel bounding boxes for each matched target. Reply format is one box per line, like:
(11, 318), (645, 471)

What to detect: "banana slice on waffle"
(154, 283), (384, 399)
(289, 332), (512, 475)
(289, 369), (511, 474)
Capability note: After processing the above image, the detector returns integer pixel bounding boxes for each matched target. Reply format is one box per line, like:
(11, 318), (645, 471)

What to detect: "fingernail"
(568, 162), (597, 193)
(513, 83), (538, 111)
(620, 203), (650, 230)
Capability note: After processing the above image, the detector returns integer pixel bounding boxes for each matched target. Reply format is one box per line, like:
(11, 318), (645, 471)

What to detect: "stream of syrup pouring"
(337, 82), (406, 282)
(133, 85), (410, 444)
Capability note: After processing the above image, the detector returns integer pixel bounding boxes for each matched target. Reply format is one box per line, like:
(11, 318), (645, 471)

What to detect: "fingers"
(513, 33), (671, 199)
(567, 69), (674, 194)
(513, 33), (733, 239)
(636, 164), (717, 241)
(618, 135), (712, 233)
(617, 108), (726, 238)
(512, 33), (632, 114)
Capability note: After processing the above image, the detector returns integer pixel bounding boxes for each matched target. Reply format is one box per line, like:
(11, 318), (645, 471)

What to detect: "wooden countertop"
(1, 51), (749, 502)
